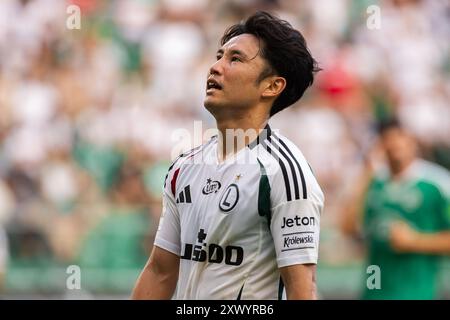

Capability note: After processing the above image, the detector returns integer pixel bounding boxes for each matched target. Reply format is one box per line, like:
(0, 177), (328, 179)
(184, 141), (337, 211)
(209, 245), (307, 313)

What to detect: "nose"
(209, 58), (223, 76)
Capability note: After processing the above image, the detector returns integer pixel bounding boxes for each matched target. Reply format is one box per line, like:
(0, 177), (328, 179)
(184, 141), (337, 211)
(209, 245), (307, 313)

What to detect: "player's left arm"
(264, 148), (324, 300)
(270, 190), (323, 300)
(280, 263), (317, 299)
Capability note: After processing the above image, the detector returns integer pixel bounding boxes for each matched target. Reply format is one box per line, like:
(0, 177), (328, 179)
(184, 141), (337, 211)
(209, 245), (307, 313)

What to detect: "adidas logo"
(176, 185), (191, 203)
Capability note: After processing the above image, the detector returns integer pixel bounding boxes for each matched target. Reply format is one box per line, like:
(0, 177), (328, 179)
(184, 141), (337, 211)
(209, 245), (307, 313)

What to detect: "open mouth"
(206, 79), (222, 91)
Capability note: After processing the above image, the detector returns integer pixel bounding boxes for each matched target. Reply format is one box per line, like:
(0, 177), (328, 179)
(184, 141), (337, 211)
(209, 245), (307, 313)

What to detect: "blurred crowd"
(0, 0), (448, 297)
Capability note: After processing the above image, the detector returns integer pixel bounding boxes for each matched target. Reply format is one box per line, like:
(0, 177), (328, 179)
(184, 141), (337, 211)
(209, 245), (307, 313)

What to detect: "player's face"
(204, 34), (270, 115)
(381, 128), (417, 171)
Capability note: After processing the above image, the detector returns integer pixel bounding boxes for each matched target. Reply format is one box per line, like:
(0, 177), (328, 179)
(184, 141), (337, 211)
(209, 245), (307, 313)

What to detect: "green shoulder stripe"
(257, 159), (272, 227)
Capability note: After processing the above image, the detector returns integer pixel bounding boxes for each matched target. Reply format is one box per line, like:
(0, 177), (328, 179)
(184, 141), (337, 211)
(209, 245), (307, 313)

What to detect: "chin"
(203, 98), (222, 113)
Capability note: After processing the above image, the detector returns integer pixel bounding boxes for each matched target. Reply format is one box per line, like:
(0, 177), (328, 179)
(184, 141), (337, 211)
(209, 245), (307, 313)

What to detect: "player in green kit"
(342, 119), (450, 299)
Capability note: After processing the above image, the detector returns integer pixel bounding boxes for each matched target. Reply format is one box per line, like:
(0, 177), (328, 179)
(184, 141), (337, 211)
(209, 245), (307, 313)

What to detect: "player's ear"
(261, 76), (286, 99)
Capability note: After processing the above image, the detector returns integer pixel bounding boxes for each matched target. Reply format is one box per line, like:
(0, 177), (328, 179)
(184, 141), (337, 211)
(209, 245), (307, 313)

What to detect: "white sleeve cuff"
(277, 254), (318, 268)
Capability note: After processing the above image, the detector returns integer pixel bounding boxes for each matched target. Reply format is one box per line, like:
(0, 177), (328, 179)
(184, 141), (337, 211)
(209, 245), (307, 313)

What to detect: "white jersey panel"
(154, 127), (324, 299)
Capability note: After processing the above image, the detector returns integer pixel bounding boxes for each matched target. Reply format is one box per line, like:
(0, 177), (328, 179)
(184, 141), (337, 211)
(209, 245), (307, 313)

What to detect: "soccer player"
(132, 11), (323, 300)
(341, 119), (450, 299)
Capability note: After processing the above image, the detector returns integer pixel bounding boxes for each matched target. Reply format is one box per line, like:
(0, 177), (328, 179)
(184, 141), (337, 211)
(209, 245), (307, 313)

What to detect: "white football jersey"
(154, 125), (324, 300)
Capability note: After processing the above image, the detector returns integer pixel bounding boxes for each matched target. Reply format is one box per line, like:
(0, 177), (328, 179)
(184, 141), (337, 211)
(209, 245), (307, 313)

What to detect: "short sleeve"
(154, 171), (181, 256)
(270, 198), (322, 268)
(419, 161), (450, 230)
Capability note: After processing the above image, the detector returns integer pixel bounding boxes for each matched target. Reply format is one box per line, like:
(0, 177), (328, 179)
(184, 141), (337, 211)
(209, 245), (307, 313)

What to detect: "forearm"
(390, 223), (450, 255)
(340, 167), (373, 237)
(410, 231), (450, 254)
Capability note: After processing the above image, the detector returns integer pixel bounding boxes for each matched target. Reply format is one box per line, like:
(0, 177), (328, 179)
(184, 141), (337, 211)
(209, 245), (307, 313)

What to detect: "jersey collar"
(247, 124), (272, 150)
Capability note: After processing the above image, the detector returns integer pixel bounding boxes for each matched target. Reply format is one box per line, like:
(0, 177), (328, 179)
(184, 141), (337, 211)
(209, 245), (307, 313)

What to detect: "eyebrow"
(217, 49), (249, 59)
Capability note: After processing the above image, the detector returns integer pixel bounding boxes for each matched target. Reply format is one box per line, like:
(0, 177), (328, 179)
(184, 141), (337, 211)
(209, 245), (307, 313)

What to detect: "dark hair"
(221, 11), (320, 117)
(376, 117), (402, 135)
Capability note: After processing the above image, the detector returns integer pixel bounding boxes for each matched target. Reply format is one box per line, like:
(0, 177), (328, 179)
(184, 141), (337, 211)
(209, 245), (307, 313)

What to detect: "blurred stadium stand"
(0, 0), (449, 299)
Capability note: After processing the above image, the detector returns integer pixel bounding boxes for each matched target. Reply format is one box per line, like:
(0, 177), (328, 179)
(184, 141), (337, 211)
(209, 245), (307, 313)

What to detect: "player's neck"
(215, 114), (268, 163)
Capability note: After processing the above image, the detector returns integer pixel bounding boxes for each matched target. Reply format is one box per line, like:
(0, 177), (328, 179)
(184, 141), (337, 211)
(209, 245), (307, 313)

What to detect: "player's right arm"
(132, 163), (183, 299)
(131, 246), (179, 299)
(339, 141), (382, 237)
(339, 166), (373, 237)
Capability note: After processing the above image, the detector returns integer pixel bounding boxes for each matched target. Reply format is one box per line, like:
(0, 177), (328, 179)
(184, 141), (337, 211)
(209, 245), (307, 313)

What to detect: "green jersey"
(363, 160), (450, 300)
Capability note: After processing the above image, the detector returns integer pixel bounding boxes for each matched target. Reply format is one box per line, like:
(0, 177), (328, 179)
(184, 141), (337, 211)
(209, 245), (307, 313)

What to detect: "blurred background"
(0, 0), (449, 299)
